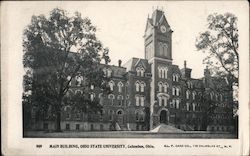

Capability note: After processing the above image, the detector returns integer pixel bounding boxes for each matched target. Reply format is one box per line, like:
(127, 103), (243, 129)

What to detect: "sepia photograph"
(1, 1), (249, 155)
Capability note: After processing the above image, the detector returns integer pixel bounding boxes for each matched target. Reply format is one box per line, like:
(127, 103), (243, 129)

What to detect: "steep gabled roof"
(122, 57), (150, 73)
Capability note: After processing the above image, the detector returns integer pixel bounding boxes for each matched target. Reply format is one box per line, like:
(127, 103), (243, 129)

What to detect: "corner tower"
(144, 9), (174, 129)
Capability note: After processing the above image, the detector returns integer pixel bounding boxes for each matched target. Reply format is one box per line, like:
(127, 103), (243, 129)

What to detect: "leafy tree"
(195, 13), (238, 88)
(23, 8), (110, 131)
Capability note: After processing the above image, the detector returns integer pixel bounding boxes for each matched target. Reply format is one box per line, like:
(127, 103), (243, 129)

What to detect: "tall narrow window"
(186, 90), (190, 99)
(172, 87), (176, 95)
(176, 99), (180, 109)
(108, 94), (115, 105)
(192, 91), (196, 100)
(140, 96), (145, 106)
(109, 81), (115, 91)
(186, 103), (190, 111)
(117, 95), (123, 106)
(163, 83), (168, 92)
(141, 82), (145, 92)
(140, 68), (145, 77)
(135, 81), (140, 92)
(136, 67), (140, 76)
(118, 81), (123, 93)
(135, 95), (140, 106)
(163, 97), (167, 106)
(164, 67), (168, 79)
(158, 82), (163, 92)
(158, 96), (162, 106)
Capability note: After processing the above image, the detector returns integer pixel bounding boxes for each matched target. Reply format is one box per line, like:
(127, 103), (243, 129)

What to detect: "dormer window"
(173, 74), (179, 82)
(136, 67), (145, 77)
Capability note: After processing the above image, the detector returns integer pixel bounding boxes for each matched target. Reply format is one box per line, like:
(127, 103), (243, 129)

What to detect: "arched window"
(136, 67), (141, 76)
(192, 91), (196, 100)
(75, 89), (82, 95)
(75, 75), (83, 86)
(163, 96), (167, 106)
(163, 83), (168, 92)
(164, 67), (168, 78)
(186, 90), (190, 99)
(186, 103), (190, 111)
(158, 96), (162, 106)
(99, 93), (103, 105)
(172, 87), (176, 95)
(161, 68), (165, 78)
(173, 74), (176, 81)
(158, 67), (162, 78)
(192, 103), (196, 111)
(90, 93), (95, 101)
(117, 95), (123, 106)
(109, 81), (115, 91)
(135, 81), (140, 92)
(158, 82), (163, 92)
(176, 87), (180, 96)
(140, 96), (145, 106)
(158, 42), (163, 56)
(176, 99), (180, 109)
(118, 81), (123, 93)
(163, 43), (168, 57)
(140, 68), (145, 77)
(108, 94), (115, 105)
(135, 95), (140, 106)
(141, 82), (145, 92)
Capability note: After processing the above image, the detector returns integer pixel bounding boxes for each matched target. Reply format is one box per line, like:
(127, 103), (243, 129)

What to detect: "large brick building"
(30, 9), (235, 132)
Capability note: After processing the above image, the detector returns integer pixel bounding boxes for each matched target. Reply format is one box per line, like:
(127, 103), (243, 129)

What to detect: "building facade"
(30, 9), (235, 132)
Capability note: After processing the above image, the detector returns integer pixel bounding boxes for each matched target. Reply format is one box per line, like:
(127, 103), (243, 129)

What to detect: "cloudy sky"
(2, 1), (248, 78)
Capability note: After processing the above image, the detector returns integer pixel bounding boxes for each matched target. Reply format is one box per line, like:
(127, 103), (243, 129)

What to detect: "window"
(163, 96), (167, 106)
(140, 82), (146, 92)
(136, 67), (145, 77)
(109, 81), (115, 91)
(76, 124), (80, 130)
(163, 83), (168, 92)
(66, 124), (70, 130)
(186, 90), (190, 99)
(135, 111), (139, 121)
(135, 95), (140, 106)
(135, 81), (140, 92)
(192, 91), (196, 100)
(99, 93), (104, 105)
(90, 93), (95, 101)
(75, 90), (82, 95)
(220, 94), (223, 101)
(176, 87), (180, 96)
(109, 110), (114, 121)
(140, 68), (145, 77)
(192, 103), (196, 111)
(176, 99), (180, 109)
(140, 96), (145, 106)
(158, 96), (162, 106)
(118, 81), (123, 93)
(173, 74), (179, 82)
(108, 94), (115, 105)
(158, 66), (168, 79)
(75, 75), (83, 86)
(158, 82), (163, 92)
(187, 82), (193, 88)
(90, 84), (94, 90)
(117, 95), (123, 106)
(172, 87), (180, 96)
(186, 103), (190, 111)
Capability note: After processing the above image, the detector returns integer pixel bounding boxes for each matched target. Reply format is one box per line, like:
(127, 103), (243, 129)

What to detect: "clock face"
(160, 25), (167, 33)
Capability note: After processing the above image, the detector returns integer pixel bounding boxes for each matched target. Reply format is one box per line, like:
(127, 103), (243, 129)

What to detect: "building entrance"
(160, 110), (169, 124)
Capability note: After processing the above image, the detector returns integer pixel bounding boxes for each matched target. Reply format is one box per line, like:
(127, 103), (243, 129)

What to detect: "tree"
(195, 13), (238, 88)
(23, 8), (110, 131)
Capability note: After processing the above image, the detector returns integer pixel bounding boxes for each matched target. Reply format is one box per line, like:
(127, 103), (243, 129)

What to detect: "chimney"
(204, 66), (210, 77)
(118, 60), (122, 67)
(181, 60), (192, 79)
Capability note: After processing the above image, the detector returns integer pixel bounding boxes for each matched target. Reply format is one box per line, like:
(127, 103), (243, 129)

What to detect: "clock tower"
(144, 9), (173, 61)
(144, 9), (174, 129)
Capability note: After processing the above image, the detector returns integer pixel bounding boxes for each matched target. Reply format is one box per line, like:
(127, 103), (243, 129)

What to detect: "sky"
(2, 1), (248, 78)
